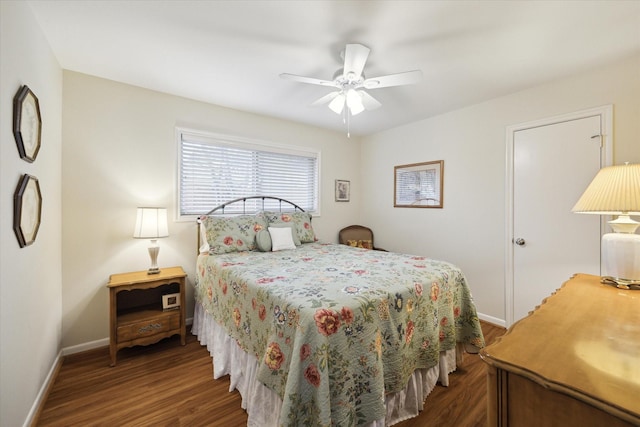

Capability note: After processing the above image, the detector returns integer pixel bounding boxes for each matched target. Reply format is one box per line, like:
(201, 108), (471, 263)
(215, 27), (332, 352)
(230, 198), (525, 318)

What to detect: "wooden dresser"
(480, 273), (640, 427)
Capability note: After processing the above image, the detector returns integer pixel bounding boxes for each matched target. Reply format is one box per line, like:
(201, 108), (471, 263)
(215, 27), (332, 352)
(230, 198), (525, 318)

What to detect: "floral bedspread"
(194, 243), (485, 426)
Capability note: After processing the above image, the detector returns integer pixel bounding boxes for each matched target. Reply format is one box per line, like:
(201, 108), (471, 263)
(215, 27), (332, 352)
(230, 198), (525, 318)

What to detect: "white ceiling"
(28, 0), (640, 137)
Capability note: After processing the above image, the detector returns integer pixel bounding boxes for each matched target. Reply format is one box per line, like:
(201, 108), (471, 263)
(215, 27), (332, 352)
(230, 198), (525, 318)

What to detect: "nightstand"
(107, 266), (187, 366)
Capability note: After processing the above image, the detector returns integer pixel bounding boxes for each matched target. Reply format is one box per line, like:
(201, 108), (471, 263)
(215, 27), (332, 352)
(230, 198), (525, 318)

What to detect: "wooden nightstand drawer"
(116, 310), (180, 342)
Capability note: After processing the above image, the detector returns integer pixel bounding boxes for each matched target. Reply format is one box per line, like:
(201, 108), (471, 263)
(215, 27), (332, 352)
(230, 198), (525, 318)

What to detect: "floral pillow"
(347, 239), (373, 250)
(261, 211), (316, 243)
(200, 214), (267, 254)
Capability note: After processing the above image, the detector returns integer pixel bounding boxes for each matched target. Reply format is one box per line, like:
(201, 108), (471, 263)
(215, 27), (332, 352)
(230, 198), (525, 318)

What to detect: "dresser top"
(481, 273), (640, 421)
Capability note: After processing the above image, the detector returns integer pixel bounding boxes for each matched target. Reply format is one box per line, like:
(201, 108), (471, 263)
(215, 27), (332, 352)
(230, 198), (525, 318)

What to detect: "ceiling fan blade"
(311, 91), (340, 106)
(343, 44), (370, 80)
(363, 70), (423, 89)
(280, 73), (337, 87)
(360, 91), (382, 111)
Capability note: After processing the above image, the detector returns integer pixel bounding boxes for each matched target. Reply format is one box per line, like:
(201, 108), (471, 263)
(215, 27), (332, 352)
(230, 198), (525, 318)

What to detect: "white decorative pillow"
(269, 222), (301, 246)
(268, 226), (296, 251)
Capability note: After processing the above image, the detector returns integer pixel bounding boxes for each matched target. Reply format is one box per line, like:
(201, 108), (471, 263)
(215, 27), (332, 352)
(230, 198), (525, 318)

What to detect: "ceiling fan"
(280, 43), (423, 118)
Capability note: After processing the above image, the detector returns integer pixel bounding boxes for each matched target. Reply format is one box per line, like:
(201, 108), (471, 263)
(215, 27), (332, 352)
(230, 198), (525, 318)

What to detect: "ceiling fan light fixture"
(281, 43), (423, 131)
(346, 89), (364, 115)
(328, 93), (345, 114)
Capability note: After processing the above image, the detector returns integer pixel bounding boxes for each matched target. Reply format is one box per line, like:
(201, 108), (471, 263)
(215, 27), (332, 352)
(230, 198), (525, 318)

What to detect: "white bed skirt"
(192, 302), (461, 427)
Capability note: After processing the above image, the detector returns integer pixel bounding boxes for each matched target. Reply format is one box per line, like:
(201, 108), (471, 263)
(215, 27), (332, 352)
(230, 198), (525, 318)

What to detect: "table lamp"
(572, 163), (640, 289)
(133, 207), (169, 274)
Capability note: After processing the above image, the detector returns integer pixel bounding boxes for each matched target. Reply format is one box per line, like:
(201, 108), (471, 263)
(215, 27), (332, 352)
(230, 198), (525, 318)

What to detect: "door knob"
(514, 238), (526, 246)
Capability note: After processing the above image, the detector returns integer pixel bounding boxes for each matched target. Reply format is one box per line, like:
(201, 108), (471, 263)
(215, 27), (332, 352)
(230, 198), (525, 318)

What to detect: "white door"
(508, 107), (611, 325)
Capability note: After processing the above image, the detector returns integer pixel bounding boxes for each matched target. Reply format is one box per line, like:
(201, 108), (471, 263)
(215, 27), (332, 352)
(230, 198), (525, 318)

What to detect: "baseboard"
(62, 337), (109, 356)
(24, 350), (63, 427)
(477, 312), (506, 328)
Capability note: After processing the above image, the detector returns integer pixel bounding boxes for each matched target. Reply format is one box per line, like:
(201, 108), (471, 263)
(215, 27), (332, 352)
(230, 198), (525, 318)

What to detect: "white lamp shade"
(572, 163), (640, 215)
(573, 163), (640, 284)
(133, 207), (169, 239)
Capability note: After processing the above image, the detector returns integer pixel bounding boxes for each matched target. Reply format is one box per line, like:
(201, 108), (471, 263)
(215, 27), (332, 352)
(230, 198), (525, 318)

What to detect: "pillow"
(262, 211), (316, 243)
(199, 219), (210, 253)
(201, 214), (267, 254)
(268, 226), (296, 251)
(347, 239), (373, 250)
(256, 229), (272, 252)
(268, 222), (301, 246)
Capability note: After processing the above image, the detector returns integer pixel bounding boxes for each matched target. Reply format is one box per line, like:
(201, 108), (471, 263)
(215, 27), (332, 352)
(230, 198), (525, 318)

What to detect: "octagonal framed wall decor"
(13, 174), (42, 248)
(13, 85), (42, 163)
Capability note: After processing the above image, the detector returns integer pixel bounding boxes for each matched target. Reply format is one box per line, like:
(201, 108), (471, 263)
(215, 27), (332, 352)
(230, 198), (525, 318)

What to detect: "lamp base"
(601, 276), (640, 290)
(601, 232), (640, 289)
(147, 240), (161, 275)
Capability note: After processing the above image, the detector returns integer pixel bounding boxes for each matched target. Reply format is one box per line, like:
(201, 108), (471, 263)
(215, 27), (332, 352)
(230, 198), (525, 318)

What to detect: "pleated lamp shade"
(572, 163), (640, 285)
(572, 163), (640, 216)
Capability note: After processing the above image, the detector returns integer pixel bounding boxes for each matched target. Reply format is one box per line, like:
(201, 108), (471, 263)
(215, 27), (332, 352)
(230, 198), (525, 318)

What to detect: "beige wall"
(61, 71), (361, 348)
(360, 54), (640, 324)
(0, 2), (63, 426)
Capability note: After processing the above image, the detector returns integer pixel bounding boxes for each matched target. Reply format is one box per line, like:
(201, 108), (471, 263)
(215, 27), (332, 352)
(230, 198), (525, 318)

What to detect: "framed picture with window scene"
(394, 160), (444, 208)
(335, 180), (350, 202)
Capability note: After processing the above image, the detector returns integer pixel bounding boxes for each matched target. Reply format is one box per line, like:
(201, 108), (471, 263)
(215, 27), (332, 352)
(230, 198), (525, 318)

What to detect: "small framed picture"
(335, 179), (350, 202)
(162, 293), (180, 311)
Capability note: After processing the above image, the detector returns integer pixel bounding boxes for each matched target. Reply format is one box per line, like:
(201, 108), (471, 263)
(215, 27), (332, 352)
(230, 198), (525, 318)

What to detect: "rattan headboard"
(196, 196), (306, 254)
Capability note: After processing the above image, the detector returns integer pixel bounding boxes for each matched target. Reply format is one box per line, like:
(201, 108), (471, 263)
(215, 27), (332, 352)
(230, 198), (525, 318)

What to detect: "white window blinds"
(178, 130), (319, 217)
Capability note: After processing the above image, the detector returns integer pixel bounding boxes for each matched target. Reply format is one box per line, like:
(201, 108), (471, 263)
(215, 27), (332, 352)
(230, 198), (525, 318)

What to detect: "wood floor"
(36, 321), (505, 427)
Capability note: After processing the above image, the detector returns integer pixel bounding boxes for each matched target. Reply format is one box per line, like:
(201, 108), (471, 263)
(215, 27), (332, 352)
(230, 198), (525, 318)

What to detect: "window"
(177, 129), (319, 219)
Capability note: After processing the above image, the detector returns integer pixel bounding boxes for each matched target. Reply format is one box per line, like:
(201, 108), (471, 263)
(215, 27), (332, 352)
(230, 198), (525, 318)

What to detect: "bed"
(192, 197), (485, 426)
